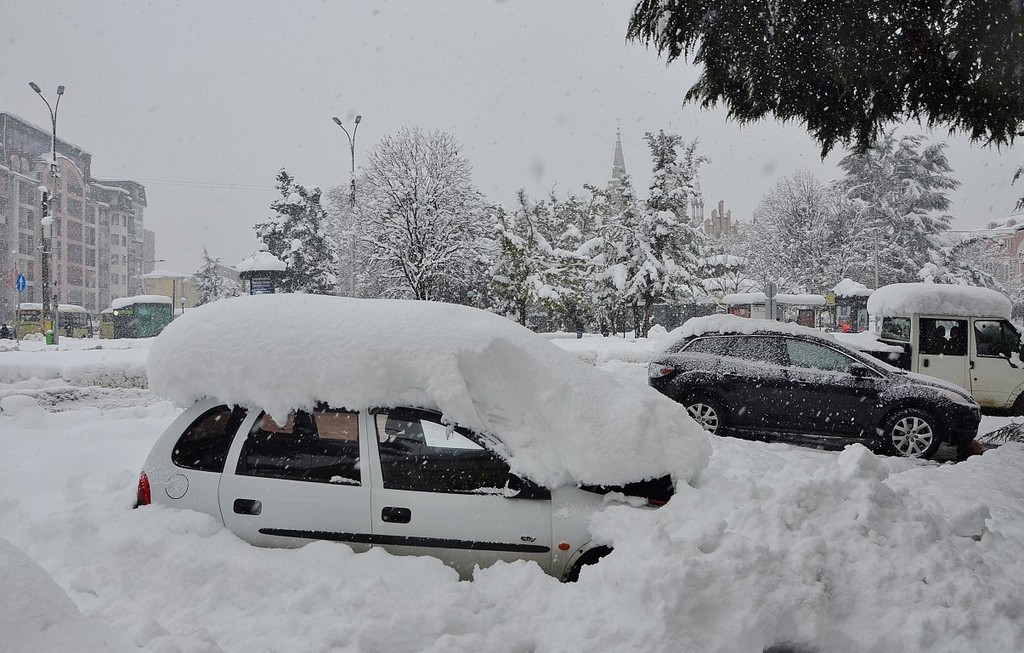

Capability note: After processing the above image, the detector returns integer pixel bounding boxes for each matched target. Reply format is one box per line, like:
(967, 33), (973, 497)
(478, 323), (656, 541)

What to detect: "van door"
(916, 317), (970, 391)
(970, 319), (1024, 410)
(218, 408), (372, 550)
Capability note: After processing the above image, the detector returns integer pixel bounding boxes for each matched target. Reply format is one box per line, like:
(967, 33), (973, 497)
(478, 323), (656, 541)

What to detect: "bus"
(106, 295), (173, 338)
(99, 308), (114, 339)
(14, 303), (93, 339)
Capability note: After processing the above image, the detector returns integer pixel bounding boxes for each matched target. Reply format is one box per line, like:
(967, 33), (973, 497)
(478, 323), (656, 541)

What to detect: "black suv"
(648, 322), (982, 459)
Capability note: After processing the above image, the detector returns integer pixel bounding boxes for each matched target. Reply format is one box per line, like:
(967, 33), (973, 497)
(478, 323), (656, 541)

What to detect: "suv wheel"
(882, 408), (941, 459)
(686, 397), (724, 434)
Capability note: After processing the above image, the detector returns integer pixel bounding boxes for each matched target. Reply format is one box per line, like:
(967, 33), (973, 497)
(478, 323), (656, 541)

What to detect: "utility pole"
(29, 82), (64, 345)
(332, 114), (362, 297)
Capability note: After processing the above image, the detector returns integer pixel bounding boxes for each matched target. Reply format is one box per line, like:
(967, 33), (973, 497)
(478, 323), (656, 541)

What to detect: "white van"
(868, 283), (1024, 414)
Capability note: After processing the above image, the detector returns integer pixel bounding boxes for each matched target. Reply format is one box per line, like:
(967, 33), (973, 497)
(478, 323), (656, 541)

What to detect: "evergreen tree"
(194, 247), (225, 306)
(596, 131), (704, 336)
(627, 1), (1024, 156)
(255, 169), (340, 295)
(837, 133), (959, 286)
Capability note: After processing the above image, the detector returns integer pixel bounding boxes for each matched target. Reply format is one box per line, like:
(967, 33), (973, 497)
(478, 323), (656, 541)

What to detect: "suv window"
(786, 339), (855, 373)
(975, 320), (1021, 359)
(681, 336), (731, 356)
(920, 318), (967, 356)
(374, 408), (515, 495)
(238, 409), (361, 485)
(172, 405), (248, 473)
(725, 335), (786, 365)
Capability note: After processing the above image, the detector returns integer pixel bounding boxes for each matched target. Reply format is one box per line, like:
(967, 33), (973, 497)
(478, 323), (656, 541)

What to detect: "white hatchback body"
(140, 399), (651, 581)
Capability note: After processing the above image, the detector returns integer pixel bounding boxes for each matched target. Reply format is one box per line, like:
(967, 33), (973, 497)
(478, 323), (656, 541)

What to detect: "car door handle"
(233, 498), (262, 515)
(381, 506), (412, 524)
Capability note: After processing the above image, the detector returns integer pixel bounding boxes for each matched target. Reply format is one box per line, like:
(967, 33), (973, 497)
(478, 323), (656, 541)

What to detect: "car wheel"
(685, 397), (724, 434)
(882, 408), (941, 459)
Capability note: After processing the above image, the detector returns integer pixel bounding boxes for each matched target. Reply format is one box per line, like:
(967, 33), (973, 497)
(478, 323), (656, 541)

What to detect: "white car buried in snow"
(137, 294), (710, 581)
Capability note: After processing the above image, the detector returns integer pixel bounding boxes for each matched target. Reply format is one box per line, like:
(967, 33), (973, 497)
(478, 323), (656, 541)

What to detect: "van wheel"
(1013, 394), (1024, 417)
(685, 397), (724, 434)
(882, 408), (941, 459)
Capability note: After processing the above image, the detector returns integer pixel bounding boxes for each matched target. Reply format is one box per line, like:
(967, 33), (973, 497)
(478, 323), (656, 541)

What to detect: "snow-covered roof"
(17, 303), (43, 310)
(867, 283), (1012, 319)
(141, 269), (191, 280)
(111, 295), (172, 310)
(723, 292), (826, 306)
(833, 278), (873, 298)
(57, 304), (88, 313)
(147, 295), (710, 488)
(236, 251), (287, 273)
(656, 314), (836, 355)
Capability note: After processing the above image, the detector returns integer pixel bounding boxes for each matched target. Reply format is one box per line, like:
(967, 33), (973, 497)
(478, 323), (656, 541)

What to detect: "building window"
(85, 248), (96, 266)
(85, 226), (95, 245)
(67, 221), (83, 241)
(18, 207), (34, 229)
(68, 266), (83, 286)
(18, 232), (34, 255)
(67, 244), (83, 264)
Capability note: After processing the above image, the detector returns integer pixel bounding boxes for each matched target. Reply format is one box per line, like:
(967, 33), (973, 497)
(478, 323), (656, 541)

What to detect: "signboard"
(825, 291), (836, 305)
(250, 278), (275, 295)
(16, 274), (26, 293)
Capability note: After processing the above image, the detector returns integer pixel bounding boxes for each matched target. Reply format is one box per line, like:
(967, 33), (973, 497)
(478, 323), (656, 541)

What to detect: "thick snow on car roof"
(147, 294), (709, 487)
(655, 313), (836, 355)
(868, 283), (1011, 319)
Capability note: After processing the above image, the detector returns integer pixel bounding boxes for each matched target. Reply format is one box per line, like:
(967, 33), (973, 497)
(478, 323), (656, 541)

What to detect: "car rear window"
(172, 405), (248, 473)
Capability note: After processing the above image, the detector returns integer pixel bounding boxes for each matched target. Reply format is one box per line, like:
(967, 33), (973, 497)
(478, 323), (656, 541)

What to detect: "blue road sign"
(16, 274), (26, 293)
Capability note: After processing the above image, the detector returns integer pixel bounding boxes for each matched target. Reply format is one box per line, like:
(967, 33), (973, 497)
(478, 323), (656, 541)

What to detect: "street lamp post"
(30, 82), (65, 345)
(332, 114), (362, 297)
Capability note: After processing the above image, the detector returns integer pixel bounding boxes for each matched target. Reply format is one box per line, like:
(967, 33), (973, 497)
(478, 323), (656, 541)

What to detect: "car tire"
(564, 546), (611, 583)
(685, 396), (725, 435)
(881, 408), (941, 459)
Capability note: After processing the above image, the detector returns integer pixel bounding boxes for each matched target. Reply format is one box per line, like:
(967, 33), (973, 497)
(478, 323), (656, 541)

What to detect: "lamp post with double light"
(29, 82), (65, 344)
(332, 114), (362, 296)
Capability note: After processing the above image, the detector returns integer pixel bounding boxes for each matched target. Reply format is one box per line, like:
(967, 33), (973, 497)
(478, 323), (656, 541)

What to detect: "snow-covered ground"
(2, 334), (1023, 652)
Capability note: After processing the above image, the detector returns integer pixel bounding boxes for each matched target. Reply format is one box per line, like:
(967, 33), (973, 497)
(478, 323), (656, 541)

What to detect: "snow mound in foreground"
(147, 294), (709, 487)
(868, 282), (1012, 319)
(0, 536), (131, 653)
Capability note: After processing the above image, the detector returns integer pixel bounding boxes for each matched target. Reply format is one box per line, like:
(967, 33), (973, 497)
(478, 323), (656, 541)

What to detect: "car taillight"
(647, 497), (668, 507)
(648, 363), (675, 379)
(135, 472), (151, 508)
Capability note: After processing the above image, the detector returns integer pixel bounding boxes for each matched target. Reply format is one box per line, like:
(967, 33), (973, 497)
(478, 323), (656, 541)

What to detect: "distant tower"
(704, 199), (739, 237)
(611, 127), (626, 180)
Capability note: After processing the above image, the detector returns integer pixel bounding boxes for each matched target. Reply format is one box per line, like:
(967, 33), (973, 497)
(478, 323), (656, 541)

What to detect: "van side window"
(880, 317), (911, 342)
(172, 405), (248, 473)
(975, 320), (1020, 359)
(238, 409), (361, 485)
(919, 318), (967, 356)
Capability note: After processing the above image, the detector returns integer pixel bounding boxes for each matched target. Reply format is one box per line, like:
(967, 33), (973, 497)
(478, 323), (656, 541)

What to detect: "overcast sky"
(4, 0), (1021, 274)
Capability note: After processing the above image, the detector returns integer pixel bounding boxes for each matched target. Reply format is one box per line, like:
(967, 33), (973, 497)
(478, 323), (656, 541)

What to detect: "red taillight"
(135, 472), (151, 508)
(647, 498), (668, 507)
(648, 363), (676, 379)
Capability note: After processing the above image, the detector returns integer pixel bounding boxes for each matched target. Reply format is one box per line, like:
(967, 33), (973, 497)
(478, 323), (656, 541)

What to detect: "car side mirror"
(507, 474), (551, 500)
(850, 363), (872, 378)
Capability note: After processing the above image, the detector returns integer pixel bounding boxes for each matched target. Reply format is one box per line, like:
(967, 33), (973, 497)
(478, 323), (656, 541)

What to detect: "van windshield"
(880, 317), (910, 342)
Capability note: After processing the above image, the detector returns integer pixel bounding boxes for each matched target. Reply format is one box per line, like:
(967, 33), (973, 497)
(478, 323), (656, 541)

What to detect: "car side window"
(975, 320), (1019, 359)
(785, 339), (855, 373)
(726, 336), (786, 365)
(238, 409), (361, 485)
(920, 318), (967, 356)
(172, 405), (248, 473)
(374, 408), (515, 495)
(681, 336), (730, 356)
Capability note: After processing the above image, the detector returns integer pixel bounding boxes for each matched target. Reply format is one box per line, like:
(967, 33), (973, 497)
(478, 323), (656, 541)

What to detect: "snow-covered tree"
(838, 133), (959, 286)
(595, 132), (704, 336)
(356, 127), (490, 301)
(193, 247), (240, 305)
(490, 190), (597, 328)
(745, 169), (864, 293)
(255, 169), (340, 294)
